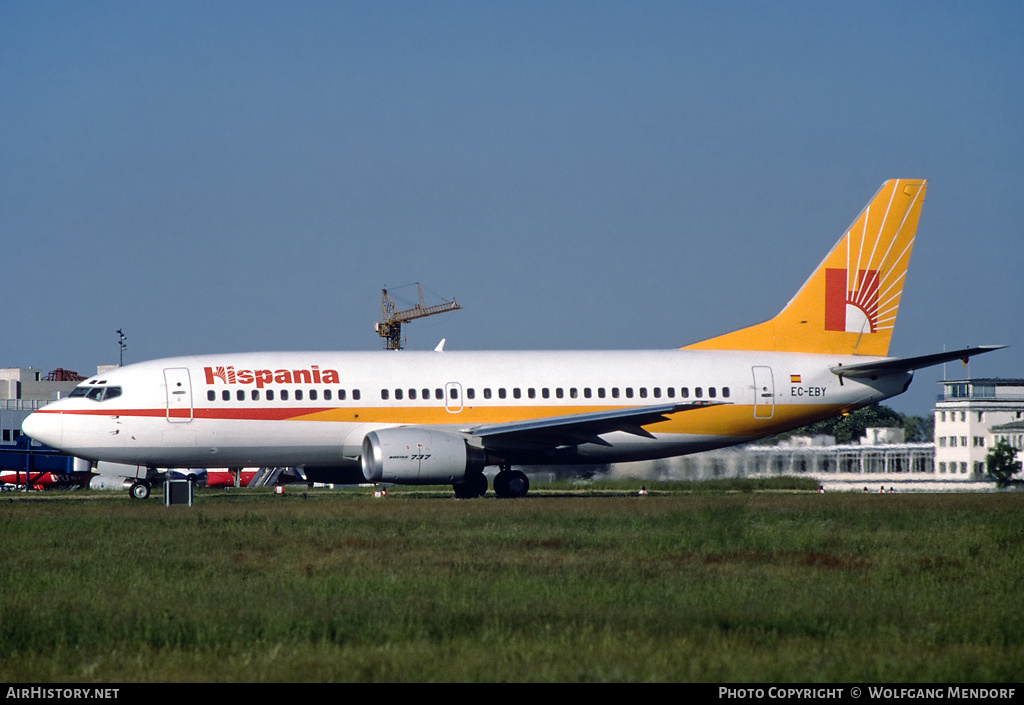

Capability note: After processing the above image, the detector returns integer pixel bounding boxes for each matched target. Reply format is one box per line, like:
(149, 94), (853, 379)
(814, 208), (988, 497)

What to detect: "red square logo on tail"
(825, 268), (879, 333)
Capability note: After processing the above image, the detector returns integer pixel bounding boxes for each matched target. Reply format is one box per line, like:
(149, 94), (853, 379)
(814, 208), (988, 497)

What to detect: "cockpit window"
(72, 385), (123, 402)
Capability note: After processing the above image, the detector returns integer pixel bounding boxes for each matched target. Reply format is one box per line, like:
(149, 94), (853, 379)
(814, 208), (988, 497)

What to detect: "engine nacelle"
(360, 429), (486, 484)
(89, 475), (136, 491)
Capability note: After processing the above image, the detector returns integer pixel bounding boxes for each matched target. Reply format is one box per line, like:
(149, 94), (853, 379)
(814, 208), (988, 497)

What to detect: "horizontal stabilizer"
(830, 345), (1005, 380)
(468, 401), (725, 450)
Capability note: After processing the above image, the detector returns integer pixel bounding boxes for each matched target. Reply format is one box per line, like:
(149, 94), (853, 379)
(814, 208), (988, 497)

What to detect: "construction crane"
(44, 369), (86, 382)
(375, 283), (462, 350)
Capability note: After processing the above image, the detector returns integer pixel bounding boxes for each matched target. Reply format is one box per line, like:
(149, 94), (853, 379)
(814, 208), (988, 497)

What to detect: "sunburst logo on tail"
(825, 268), (880, 333)
(823, 184), (919, 339)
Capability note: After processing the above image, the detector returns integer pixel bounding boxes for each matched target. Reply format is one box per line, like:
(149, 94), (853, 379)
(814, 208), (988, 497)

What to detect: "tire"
(453, 472), (488, 498)
(129, 481), (150, 500)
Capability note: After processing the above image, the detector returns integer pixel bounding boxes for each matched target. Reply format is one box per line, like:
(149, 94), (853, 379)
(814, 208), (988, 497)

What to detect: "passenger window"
(709, 387), (717, 398)
(722, 387), (730, 398)
(542, 388), (550, 399)
(222, 390), (230, 402)
(570, 388), (578, 399)
(466, 388), (475, 399)
(338, 389), (346, 401)
(295, 390), (304, 401)
(252, 390), (260, 401)
(556, 388), (564, 399)
(434, 389), (443, 400)
(484, 388), (492, 399)
(513, 388), (521, 399)
(450, 388), (458, 399)
(422, 389), (430, 399)
(498, 388), (507, 399)
(395, 389), (403, 400)
(625, 388), (634, 399)
(695, 387), (703, 398)
(611, 387), (620, 398)
(408, 389), (417, 400)
(639, 388), (647, 398)
(237, 390), (245, 401)
(207, 390), (215, 402)
(680, 387), (689, 398)
(353, 390), (361, 400)
(653, 388), (661, 398)
(598, 388), (606, 398)
(281, 390), (289, 401)
(267, 390), (275, 401)
(324, 390), (332, 401)
(381, 389), (389, 400)
(310, 389), (318, 401)
(667, 387), (675, 398)
(528, 388), (536, 399)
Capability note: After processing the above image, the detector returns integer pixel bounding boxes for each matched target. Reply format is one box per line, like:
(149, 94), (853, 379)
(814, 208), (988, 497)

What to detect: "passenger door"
(164, 368), (193, 422)
(752, 366), (775, 419)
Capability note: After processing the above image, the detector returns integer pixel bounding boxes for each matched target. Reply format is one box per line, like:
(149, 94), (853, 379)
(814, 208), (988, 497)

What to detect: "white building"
(1, 367), (90, 444)
(934, 378), (1024, 478)
(990, 420), (1024, 454)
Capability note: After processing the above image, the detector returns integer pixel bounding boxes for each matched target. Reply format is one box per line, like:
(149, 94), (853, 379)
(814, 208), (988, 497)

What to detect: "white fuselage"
(22, 348), (910, 474)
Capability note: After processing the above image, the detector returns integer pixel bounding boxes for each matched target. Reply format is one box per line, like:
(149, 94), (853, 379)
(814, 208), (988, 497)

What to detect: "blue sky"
(2, 1), (1021, 416)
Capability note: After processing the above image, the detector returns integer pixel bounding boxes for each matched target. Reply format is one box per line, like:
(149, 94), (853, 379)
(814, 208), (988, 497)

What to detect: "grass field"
(1, 479), (1021, 682)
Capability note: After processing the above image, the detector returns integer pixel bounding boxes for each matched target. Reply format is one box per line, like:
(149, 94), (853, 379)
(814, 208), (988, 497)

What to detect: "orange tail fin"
(684, 179), (927, 356)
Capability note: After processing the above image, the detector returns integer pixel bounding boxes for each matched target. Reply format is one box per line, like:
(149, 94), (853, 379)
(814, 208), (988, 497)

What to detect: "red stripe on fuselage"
(30, 407), (325, 422)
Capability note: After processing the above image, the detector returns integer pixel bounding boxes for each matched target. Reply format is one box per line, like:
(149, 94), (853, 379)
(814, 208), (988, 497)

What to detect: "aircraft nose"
(21, 411), (63, 449)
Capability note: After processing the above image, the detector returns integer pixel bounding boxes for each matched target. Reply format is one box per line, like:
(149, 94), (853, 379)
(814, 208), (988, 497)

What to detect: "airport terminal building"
(934, 378), (1024, 477)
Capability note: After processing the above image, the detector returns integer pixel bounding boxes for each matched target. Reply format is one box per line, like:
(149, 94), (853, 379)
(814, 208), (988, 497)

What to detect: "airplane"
(87, 464), (260, 492)
(22, 179), (1003, 499)
(0, 470), (66, 491)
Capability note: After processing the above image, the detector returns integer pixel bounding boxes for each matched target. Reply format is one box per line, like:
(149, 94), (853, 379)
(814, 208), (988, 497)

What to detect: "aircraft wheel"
(453, 472), (488, 499)
(129, 481), (151, 500)
(494, 469), (529, 498)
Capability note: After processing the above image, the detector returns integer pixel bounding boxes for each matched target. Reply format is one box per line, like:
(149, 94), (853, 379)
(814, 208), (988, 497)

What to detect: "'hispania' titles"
(204, 365), (341, 389)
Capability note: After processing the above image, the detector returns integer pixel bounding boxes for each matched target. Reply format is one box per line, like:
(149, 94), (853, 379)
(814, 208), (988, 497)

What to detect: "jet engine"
(360, 429), (486, 484)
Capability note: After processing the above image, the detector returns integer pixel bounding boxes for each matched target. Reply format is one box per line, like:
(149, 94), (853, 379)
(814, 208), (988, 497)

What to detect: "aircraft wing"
(830, 345), (1005, 380)
(467, 401), (725, 450)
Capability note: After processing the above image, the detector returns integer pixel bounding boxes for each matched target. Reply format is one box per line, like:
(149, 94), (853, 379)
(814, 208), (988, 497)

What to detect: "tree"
(763, 404), (924, 445)
(986, 438), (1022, 488)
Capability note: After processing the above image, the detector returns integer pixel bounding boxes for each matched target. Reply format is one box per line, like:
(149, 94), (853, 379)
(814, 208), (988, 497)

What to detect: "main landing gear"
(494, 466), (529, 498)
(453, 465), (530, 499)
(453, 471), (488, 499)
